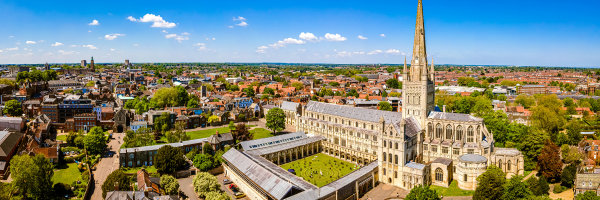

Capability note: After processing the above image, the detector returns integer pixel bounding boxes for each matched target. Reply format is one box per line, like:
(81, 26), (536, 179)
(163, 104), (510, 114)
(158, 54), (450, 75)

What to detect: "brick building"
(64, 113), (97, 132)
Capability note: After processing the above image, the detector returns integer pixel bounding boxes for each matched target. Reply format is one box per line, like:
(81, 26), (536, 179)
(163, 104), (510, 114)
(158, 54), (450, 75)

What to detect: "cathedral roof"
(305, 101), (402, 124)
(427, 111), (482, 122)
(397, 116), (421, 138)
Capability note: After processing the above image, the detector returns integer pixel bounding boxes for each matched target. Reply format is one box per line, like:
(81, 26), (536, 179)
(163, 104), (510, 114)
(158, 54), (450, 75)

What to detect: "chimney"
(443, 105), (446, 113)
(114, 182), (119, 191)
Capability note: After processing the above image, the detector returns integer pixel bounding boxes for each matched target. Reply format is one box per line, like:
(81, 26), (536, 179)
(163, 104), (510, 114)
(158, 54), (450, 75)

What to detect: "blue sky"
(1, 0), (599, 67)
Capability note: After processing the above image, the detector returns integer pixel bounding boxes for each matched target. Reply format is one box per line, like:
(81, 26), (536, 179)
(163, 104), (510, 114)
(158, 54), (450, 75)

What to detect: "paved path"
(90, 131), (124, 200)
(522, 170), (537, 181)
(361, 183), (408, 200)
(178, 176), (200, 200)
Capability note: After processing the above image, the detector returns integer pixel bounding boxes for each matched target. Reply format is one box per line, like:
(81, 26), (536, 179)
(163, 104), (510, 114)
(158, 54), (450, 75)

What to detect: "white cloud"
(24, 48), (28, 50)
(105, 33), (125, 40)
(268, 38), (306, 49)
(58, 50), (76, 55)
(26, 41), (36, 44)
(353, 52), (365, 54)
(0, 50), (3, 52)
(9, 36), (13, 38)
(228, 26), (234, 28)
(133, 44), (139, 46)
(128, 14), (177, 28)
(51, 42), (63, 46)
(198, 46), (210, 51)
(6, 47), (18, 51)
(88, 30), (92, 32)
(111, 48), (115, 51)
(38, 40), (45, 42)
(323, 33), (346, 41)
(206, 38), (216, 41)
(299, 32), (319, 42)
(385, 49), (401, 54)
(46, 52), (54, 56)
(334, 49), (337, 51)
(358, 35), (368, 40)
(367, 49), (383, 55)
(337, 51), (352, 57)
(88, 20), (99, 25)
(258, 46), (268, 50)
(298, 49), (306, 52)
(255, 49), (266, 54)
(193, 43), (206, 46)
(181, 32), (190, 35)
(380, 34), (386, 37)
(165, 34), (188, 42)
(162, 30), (168, 33)
(236, 21), (248, 27)
(70, 45), (78, 47)
(83, 45), (98, 49)
(233, 16), (246, 21)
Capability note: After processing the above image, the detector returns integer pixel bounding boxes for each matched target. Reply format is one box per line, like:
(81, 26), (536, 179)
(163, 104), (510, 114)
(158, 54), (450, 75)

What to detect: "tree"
(208, 115), (220, 123)
(203, 143), (214, 155)
(153, 87), (179, 108)
(160, 175), (180, 195)
(537, 175), (550, 196)
(564, 145), (585, 164)
(404, 185), (440, 200)
(515, 94), (535, 108)
(202, 83), (215, 92)
(66, 131), (78, 145)
(526, 176), (540, 196)
(561, 163), (577, 188)
(565, 121), (583, 145)
(166, 121), (190, 143)
(233, 123), (253, 144)
(502, 175), (532, 200)
(263, 87), (275, 95)
(243, 87), (255, 97)
(563, 97), (575, 107)
(385, 78), (399, 89)
(521, 129), (549, 169)
(473, 165), (506, 200)
(155, 145), (185, 174)
(266, 108), (286, 134)
(3, 99), (22, 117)
(228, 121), (236, 130)
(576, 191), (600, 200)
(238, 114), (245, 121)
(498, 94), (507, 101)
(101, 170), (130, 199)
(457, 77), (475, 86)
(10, 154), (54, 199)
(291, 82), (304, 90)
(382, 90), (388, 97)
(329, 81), (340, 87)
(537, 140), (563, 183)
(193, 154), (215, 171)
(187, 98), (199, 108)
(193, 172), (221, 198)
(378, 101), (392, 111)
(84, 126), (106, 154)
(205, 191), (232, 200)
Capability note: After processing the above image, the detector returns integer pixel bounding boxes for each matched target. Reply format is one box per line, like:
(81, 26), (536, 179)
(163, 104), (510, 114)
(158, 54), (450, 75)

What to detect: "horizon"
(1, 0), (599, 67)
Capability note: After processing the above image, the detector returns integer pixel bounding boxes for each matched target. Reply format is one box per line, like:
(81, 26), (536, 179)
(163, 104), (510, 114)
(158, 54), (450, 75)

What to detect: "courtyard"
(280, 153), (359, 187)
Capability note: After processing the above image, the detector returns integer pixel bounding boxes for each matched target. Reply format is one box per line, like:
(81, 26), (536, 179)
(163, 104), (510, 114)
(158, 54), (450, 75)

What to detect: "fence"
(82, 155), (94, 200)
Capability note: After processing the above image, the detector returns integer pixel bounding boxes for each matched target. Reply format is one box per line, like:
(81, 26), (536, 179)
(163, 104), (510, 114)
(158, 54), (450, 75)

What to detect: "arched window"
(383, 168), (386, 175)
(467, 126), (474, 143)
(507, 160), (512, 171)
(395, 155), (398, 164)
(388, 153), (392, 164)
(435, 168), (443, 181)
(464, 174), (467, 182)
(456, 126), (463, 141)
(428, 123), (433, 138)
(477, 126), (481, 140)
(394, 171), (398, 178)
(436, 124), (443, 139)
(446, 125), (453, 140)
(498, 160), (503, 171)
(389, 141), (392, 148)
(395, 142), (398, 149)
(383, 153), (386, 162)
(383, 140), (387, 147)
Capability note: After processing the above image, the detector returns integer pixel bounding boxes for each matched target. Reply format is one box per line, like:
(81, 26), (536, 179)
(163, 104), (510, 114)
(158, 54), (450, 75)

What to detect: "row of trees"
(16, 70), (58, 82)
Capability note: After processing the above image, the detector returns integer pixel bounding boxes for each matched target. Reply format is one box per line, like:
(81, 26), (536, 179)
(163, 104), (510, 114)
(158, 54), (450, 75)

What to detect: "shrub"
(553, 184), (564, 193)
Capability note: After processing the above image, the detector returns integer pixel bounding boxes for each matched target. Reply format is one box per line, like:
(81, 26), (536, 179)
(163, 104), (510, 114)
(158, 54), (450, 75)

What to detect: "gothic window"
(499, 160), (503, 171)
(383, 140), (387, 147)
(464, 174), (467, 182)
(395, 155), (398, 164)
(383, 153), (387, 162)
(389, 141), (392, 148)
(456, 126), (463, 141)
(395, 142), (399, 149)
(389, 153), (392, 164)
(427, 123), (433, 138)
(446, 125), (453, 140)
(507, 160), (512, 171)
(417, 96), (420, 103)
(467, 126), (474, 143)
(383, 168), (386, 175)
(477, 126), (481, 140)
(435, 168), (443, 181)
(436, 124), (442, 139)
(394, 171), (398, 178)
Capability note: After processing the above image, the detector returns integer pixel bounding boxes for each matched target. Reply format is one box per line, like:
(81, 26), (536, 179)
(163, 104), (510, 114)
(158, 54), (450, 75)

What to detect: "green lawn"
(524, 170), (532, 178)
(56, 135), (66, 141)
(184, 125), (256, 140)
(121, 166), (158, 174)
(251, 128), (274, 139)
(280, 153), (359, 187)
(52, 163), (84, 185)
(430, 180), (475, 196)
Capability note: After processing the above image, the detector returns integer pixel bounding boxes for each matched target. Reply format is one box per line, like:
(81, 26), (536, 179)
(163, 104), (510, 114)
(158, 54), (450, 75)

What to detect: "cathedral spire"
(411, 0), (428, 81)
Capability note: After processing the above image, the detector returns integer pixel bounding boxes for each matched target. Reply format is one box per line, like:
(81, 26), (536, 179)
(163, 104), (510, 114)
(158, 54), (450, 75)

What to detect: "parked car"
(222, 179), (232, 185)
(235, 192), (246, 199)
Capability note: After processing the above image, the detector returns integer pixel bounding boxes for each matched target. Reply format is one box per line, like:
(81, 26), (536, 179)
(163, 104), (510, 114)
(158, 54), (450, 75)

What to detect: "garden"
(280, 153), (358, 187)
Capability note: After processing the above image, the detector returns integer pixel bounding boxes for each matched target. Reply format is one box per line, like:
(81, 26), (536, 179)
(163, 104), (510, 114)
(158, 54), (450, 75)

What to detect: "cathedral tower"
(90, 56), (95, 71)
(402, 0), (435, 127)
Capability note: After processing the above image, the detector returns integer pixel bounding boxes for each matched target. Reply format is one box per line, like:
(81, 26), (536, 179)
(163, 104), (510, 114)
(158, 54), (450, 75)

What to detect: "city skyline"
(1, 0), (599, 67)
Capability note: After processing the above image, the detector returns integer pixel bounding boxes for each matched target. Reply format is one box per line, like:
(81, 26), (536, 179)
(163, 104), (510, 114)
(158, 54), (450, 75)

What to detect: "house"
(32, 146), (60, 164)
(137, 169), (160, 194)
(0, 131), (25, 179)
(130, 121), (149, 132)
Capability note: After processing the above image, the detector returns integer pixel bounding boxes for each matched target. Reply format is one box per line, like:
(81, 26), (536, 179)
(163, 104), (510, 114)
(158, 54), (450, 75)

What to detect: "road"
(90, 131), (124, 200)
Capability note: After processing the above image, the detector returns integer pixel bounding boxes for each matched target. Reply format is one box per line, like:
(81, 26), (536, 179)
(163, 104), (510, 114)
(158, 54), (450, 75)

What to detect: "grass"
(121, 166), (158, 174)
(56, 135), (67, 141)
(524, 170), (532, 178)
(121, 125), (257, 148)
(251, 128), (274, 139)
(430, 180), (475, 196)
(52, 163), (84, 185)
(280, 153), (358, 187)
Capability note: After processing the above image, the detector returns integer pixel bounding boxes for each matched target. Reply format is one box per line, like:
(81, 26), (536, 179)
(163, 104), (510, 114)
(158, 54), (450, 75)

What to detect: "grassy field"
(430, 180), (475, 196)
(122, 125), (256, 148)
(280, 153), (358, 187)
(56, 135), (67, 141)
(121, 166), (158, 174)
(52, 163), (84, 185)
(251, 128), (274, 139)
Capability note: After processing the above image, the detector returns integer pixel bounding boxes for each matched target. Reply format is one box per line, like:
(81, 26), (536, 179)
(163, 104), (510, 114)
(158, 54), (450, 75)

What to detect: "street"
(90, 131), (124, 200)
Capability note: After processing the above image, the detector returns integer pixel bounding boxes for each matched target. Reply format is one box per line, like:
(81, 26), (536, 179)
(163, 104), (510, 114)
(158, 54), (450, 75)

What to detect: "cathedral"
(296, 0), (524, 191)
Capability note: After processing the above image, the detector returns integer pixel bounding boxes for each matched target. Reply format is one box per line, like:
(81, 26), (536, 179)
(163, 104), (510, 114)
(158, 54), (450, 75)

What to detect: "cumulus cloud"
(228, 26), (233, 28)
(83, 45), (98, 49)
(128, 14), (177, 28)
(353, 52), (365, 54)
(111, 48), (115, 51)
(385, 49), (401, 54)
(255, 49), (266, 54)
(26, 41), (36, 44)
(299, 32), (319, 42)
(337, 51), (352, 57)
(89, 20), (99, 25)
(380, 34), (386, 37)
(257, 46), (268, 49)
(165, 34), (188, 43)
(105, 33), (125, 40)
(51, 42), (63, 46)
(181, 32), (190, 35)
(358, 35), (368, 40)
(206, 38), (216, 41)
(193, 43), (205, 46)
(70, 45), (78, 47)
(5, 47), (18, 51)
(323, 33), (346, 41)
(198, 46), (210, 51)
(367, 49), (383, 55)
(46, 52), (54, 56)
(162, 30), (168, 33)
(268, 38), (306, 49)
(233, 16), (246, 21)
(236, 21), (248, 27)
(58, 50), (76, 55)
(0, 50), (3, 52)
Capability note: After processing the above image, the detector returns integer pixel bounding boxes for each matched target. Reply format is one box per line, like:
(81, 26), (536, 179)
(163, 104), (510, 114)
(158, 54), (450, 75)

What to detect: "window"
(442, 147), (449, 154)
(395, 143), (398, 149)
(464, 174), (467, 182)
(388, 153), (392, 164)
(428, 123), (433, 138)
(432, 145), (438, 153)
(498, 160), (503, 170)
(394, 171), (398, 178)
(446, 125), (453, 140)
(395, 155), (398, 164)
(435, 168), (443, 181)
(383, 153), (386, 162)
(383, 140), (387, 147)
(424, 145), (428, 151)
(436, 124), (442, 139)
(467, 126), (474, 143)
(456, 126), (463, 141)
(468, 149), (474, 154)
(453, 148), (460, 155)
(389, 141), (392, 149)
(508, 160), (512, 171)
(484, 148), (489, 154)
(383, 168), (386, 175)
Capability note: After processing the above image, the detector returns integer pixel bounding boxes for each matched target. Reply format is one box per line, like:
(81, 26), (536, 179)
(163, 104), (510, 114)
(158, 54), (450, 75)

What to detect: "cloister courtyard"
(280, 153), (359, 187)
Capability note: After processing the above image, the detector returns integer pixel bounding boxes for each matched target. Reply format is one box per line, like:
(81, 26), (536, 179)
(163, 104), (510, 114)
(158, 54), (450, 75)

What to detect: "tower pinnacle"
(410, 0), (428, 81)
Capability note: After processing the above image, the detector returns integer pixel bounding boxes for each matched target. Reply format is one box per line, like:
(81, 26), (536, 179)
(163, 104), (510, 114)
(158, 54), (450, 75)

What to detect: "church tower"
(90, 56), (95, 71)
(402, 0), (435, 127)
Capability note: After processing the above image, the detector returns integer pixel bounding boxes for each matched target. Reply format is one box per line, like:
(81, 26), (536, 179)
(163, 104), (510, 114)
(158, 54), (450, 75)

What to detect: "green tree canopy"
(501, 175), (532, 200)
(266, 108), (286, 134)
(84, 126), (106, 154)
(193, 172), (221, 198)
(155, 145), (185, 174)
(515, 94), (536, 108)
(3, 99), (22, 117)
(378, 101), (392, 111)
(160, 175), (180, 195)
(404, 185), (440, 200)
(10, 154), (54, 199)
(473, 165), (506, 200)
(101, 170), (131, 199)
